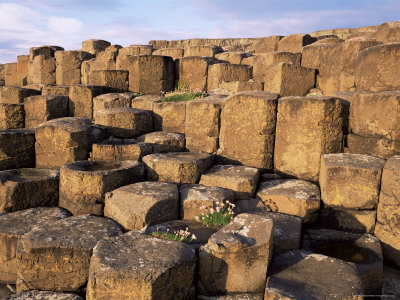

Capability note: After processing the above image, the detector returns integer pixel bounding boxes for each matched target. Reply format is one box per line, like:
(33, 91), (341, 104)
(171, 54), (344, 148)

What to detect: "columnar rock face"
(0, 87), (40, 104)
(274, 96), (346, 181)
(92, 138), (153, 162)
(277, 33), (315, 52)
(104, 181), (179, 230)
(17, 55), (29, 86)
(0, 168), (59, 213)
(118, 45), (154, 55)
(41, 85), (70, 96)
(319, 153), (385, 210)
(0, 129), (35, 171)
(82, 39), (111, 54)
(136, 131), (185, 153)
(35, 118), (105, 169)
(219, 80), (263, 93)
(375, 156), (400, 268)
(24, 95), (69, 128)
(376, 21), (400, 43)
(153, 101), (186, 133)
(207, 63), (252, 91)
(301, 39), (344, 69)
(180, 184), (235, 220)
(143, 152), (213, 183)
(0, 207), (70, 283)
(55, 51), (92, 85)
(88, 70), (129, 91)
(152, 48), (184, 59)
(219, 91), (279, 169)
(59, 160), (144, 215)
(249, 35), (282, 53)
(92, 92), (134, 115)
(117, 54), (174, 94)
(28, 46), (64, 85)
(256, 179), (321, 223)
(87, 232), (196, 300)
(184, 45), (222, 57)
(95, 107), (153, 138)
(5, 63), (18, 86)
(200, 165), (260, 199)
(176, 56), (218, 91)
(68, 85), (107, 118)
(16, 215), (122, 293)
(355, 43), (400, 92)
(265, 250), (364, 299)
(198, 213), (273, 295)
(185, 97), (224, 153)
(0, 103), (24, 130)
(131, 94), (162, 111)
(215, 52), (251, 64)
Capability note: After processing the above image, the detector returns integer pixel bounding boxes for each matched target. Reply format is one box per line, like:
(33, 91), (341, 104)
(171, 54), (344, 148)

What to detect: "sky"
(0, 0), (399, 63)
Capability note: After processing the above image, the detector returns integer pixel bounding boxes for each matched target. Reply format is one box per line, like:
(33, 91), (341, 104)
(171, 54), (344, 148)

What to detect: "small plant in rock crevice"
(151, 227), (196, 244)
(194, 200), (235, 226)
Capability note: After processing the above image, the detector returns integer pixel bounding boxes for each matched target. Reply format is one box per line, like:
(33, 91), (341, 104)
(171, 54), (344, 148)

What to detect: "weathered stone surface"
(256, 179), (320, 223)
(104, 181), (179, 230)
(16, 215), (122, 293)
(185, 97), (224, 153)
(219, 80), (263, 93)
(207, 63), (252, 91)
(35, 118), (105, 169)
(184, 45), (222, 57)
(28, 56), (57, 85)
(0, 103), (24, 130)
(319, 153), (385, 210)
(29, 46), (63, 61)
(24, 95), (68, 128)
(215, 52), (251, 64)
(92, 138), (153, 162)
(0, 283), (13, 298)
(152, 48), (184, 59)
(93, 92), (134, 116)
(117, 54), (174, 94)
(0, 129), (35, 171)
(143, 152), (213, 184)
(376, 21), (400, 43)
(320, 207), (376, 233)
(0, 207), (70, 284)
(60, 160), (144, 215)
(0, 87), (40, 104)
(375, 156), (400, 268)
(175, 56), (218, 91)
(82, 39), (111, 54)
(68, 85), (107, 118)
(16, 55), (29, 86)
(265, 250), (364, 299)
(249, 35), (282, 53)
(355, 43), (400, 92)
(199, 213), (273, 295)
(263, 63), (315, 96)
(136, 131), (185, 153)
(278, 33), (315, 53)
(118, 45), (154, 56)
(219, 91), (279, 169)
(200, 165), (260, 199)
(0, 168), (59, 213)
(242, 52), (301, 82)
(274, 96), (346, 181)
(95, 107), (153, 138)
(347, 133), (400, 159)
(88, 70), (129, 91)
(41, 85), (70, 96)
(131, 94), (162, 111)
(5, 63), (18, 87)
(9, 290), (83, 299)
(153, 101), (186, 133)
(198, 294), (263, 300)
(302, 228), (383, 295)
(301, 42), (343, 70)
(55, 51), (92, 85)
(180, 184), (235, 220)
(87, 231), (196, 299)
(382, 266), (400, 298)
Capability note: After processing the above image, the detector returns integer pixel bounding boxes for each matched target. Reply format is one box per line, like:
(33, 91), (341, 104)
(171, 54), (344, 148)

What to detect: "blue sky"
(0, 0), (399, 63)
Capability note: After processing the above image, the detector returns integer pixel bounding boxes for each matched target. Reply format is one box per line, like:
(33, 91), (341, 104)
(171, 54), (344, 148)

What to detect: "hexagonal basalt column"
(136, 131), (185, 153)
(59, 160), (144, 215)
(0, 129), (35, 171)
(0, 168), (59, 213)
(92, 138), (153, 162)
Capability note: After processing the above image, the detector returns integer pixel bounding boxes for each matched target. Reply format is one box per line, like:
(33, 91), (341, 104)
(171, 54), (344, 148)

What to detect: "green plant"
(194, 201), (235, 226)
(151, 227), (196, 244)
(162, 90), (207, 102)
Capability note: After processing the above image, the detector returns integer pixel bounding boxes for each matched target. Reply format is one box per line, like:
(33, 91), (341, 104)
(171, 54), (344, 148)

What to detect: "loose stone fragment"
(104, 181), (179, 230)
(24, 95), (68, 128)
(0, 207), (70, 284)
(143, 152), (213, 184)
(92, 138), (153, 162)
(180, 184), (235, 220)
(265, 250), (363, 299)
(59, 160), (144, 215)
(136, 131), (185, 153)
(200, 165), (260, 199)
(256, 179), (320, 223)
(0, 168), (59, 213)
(198, 213), (273, 295)
(302, 228), (383, 295)
(0, 129), (35, 171)
(86, 231), (196, 300)
(16, 215), (122, 293)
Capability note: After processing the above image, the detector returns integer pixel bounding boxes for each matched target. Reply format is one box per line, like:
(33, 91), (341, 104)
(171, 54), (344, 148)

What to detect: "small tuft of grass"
(151, 228), (196, 244)
(162, 91), (207, 102)
(194, 201), (235, 226)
